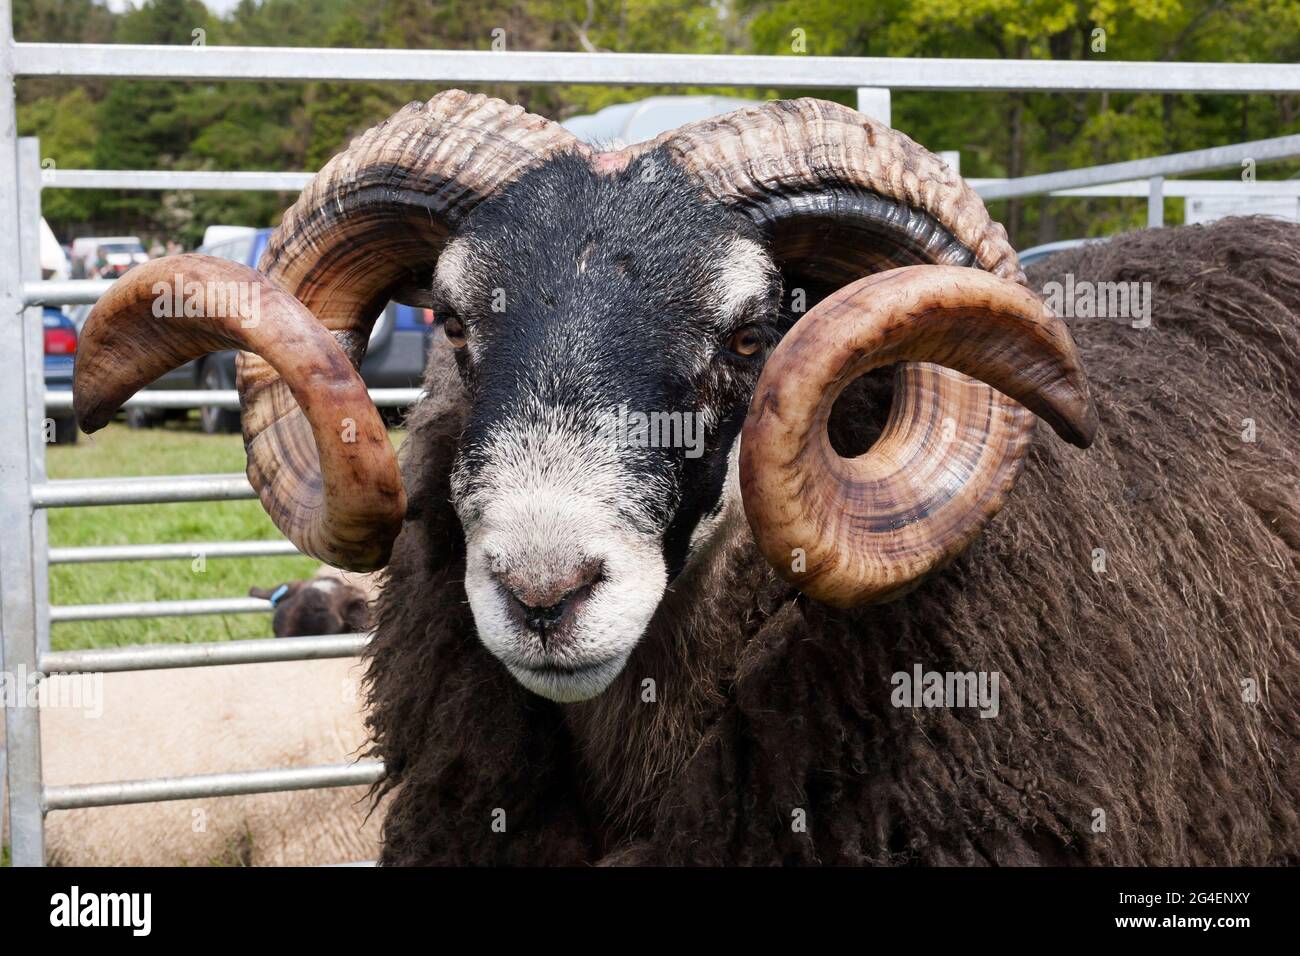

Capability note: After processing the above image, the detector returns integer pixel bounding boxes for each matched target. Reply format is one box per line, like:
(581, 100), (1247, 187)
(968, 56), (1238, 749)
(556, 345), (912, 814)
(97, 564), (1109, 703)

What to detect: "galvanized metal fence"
(4, 0), (1300, 866)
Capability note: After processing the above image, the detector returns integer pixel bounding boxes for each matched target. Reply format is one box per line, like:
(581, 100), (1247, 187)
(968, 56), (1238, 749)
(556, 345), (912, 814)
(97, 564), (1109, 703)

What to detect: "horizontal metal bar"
(49, 540), (300, 564)
(44, 388), (423, 411)
(44, 760), (384, 811)
(977, 134), (1300, 200)
(53, 169), (1300, 199)
(40, 632), (369, 673)
(969, 177), (1300, 198)
(43, 169), (314, 192)
(32, 473), (255, 508)
(13, 44), (1300, 93)
(45, 389), (245, 411)
(50, 596), (272, 622)
(24, 278), (112, 305)
(1059, 180), (1300, 198)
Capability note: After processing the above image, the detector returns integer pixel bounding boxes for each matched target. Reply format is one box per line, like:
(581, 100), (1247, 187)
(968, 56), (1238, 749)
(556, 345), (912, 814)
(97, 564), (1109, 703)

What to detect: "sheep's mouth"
(514, 653), (624, 681)
(459, 513), (667, 702)
(506, 653), (630, 702)
(522, 658), (616, 677)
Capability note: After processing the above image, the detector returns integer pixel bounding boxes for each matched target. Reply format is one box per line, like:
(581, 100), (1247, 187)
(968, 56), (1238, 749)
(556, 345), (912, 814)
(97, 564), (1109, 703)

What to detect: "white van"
(70, 235), (148, 279)
(39, 218), (70, 280)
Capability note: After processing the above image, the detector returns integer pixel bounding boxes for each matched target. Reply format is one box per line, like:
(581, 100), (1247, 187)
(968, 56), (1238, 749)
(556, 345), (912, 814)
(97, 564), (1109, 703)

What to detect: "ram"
(74, 92), (1300, 865)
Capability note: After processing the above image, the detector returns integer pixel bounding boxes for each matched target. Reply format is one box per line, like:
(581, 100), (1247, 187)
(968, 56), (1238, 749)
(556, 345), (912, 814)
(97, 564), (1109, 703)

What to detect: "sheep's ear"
(249, 585), (278, 600)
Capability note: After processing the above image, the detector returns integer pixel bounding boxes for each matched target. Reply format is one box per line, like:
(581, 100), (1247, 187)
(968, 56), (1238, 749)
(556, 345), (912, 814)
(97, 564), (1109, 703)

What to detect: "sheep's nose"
(493, 560), (605, 645)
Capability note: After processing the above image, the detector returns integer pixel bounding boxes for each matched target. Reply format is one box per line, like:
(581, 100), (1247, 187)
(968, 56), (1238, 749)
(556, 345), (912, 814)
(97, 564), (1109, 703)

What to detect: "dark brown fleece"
(364, 217), (1300, 865)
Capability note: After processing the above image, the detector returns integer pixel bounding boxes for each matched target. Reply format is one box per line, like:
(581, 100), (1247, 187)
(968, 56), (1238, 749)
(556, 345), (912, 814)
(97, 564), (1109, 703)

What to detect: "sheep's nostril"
(493, 560), (605, 645)
(518, 599), (566, 640)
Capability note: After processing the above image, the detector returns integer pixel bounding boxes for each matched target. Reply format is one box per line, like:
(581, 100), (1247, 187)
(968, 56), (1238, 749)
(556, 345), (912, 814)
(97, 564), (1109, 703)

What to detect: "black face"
(432, 149), (783, 702)
(251, 581), (370, 638)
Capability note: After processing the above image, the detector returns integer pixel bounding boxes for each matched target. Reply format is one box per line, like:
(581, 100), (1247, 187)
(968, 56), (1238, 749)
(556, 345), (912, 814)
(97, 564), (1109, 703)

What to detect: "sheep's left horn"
(739, 265), (1096, 608)
(73, 255), (404, 569)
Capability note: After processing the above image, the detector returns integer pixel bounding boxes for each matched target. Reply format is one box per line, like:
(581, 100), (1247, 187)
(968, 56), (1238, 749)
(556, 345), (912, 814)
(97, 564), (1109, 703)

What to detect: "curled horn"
(653, 98), (1096, 604)
(73, 255), (403, 568)
(740, 266), (1095, 607)
(73, 91), (587, 570)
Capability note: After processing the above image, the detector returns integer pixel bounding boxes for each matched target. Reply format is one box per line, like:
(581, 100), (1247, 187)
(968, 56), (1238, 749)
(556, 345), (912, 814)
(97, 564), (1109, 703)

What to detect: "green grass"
(45, 418), (401, 652)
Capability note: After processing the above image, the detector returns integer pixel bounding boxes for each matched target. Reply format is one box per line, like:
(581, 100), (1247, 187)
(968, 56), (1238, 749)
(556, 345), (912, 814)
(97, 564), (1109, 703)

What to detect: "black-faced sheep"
(251, 567), (378, 638)
(73, 91), (1300, 866)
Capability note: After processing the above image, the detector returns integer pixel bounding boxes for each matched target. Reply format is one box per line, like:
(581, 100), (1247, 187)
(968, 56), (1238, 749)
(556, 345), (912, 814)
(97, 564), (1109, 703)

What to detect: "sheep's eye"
(443, 314), (466, 348)
(726, 325), (764, 357)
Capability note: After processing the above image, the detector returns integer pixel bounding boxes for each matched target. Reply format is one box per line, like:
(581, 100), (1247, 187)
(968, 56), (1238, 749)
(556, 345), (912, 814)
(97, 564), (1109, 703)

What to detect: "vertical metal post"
(1147, 175), (1165, 228)
(0, 0), (48, 866)
(18, 138), (52, 660)
(856, 87), (892, 127)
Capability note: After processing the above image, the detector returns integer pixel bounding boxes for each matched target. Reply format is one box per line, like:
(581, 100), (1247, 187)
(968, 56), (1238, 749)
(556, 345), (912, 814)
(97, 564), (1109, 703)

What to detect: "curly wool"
(364, 216), (1300, 865)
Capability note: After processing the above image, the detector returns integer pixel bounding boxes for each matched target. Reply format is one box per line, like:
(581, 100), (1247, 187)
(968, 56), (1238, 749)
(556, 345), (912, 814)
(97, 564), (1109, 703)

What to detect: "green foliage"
(16, 88), (97, 225)
(744, 0), (1300, 242)
(14, 0), (1300, 249)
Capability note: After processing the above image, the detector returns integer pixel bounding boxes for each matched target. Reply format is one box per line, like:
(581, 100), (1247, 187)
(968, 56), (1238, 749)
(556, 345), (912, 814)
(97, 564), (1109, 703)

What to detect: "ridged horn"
(241, 90), (587, 569)
(75, 90), (587, 570)
(740, 265), (1096, 607)
(73, 255), (403, 567)
(651, 97), (1093, 603)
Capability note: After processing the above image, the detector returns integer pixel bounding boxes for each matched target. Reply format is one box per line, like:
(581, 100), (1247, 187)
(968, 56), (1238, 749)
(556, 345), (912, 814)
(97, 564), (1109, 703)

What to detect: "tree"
(14, 0), (1300, 247)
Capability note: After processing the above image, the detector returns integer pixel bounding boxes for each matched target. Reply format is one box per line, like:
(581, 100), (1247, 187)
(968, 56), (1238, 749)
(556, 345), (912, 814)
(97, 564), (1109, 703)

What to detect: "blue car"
(1017, 238), (1105, 268)
(44, 307), (78, 444)
(125, 228), (435, 433)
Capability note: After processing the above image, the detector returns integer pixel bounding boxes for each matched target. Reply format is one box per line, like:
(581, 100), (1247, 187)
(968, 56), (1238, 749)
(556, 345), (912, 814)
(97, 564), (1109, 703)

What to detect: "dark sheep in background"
(250, 568), (378, 638)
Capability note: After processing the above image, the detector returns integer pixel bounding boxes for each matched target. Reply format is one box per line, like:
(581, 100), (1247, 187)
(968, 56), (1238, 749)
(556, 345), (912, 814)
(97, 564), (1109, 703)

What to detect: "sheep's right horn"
(76, 90), (586, 571)
(240, 91), (584, 570)
(740, 265), (1096, 608)
(74, 255), (404, 569)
